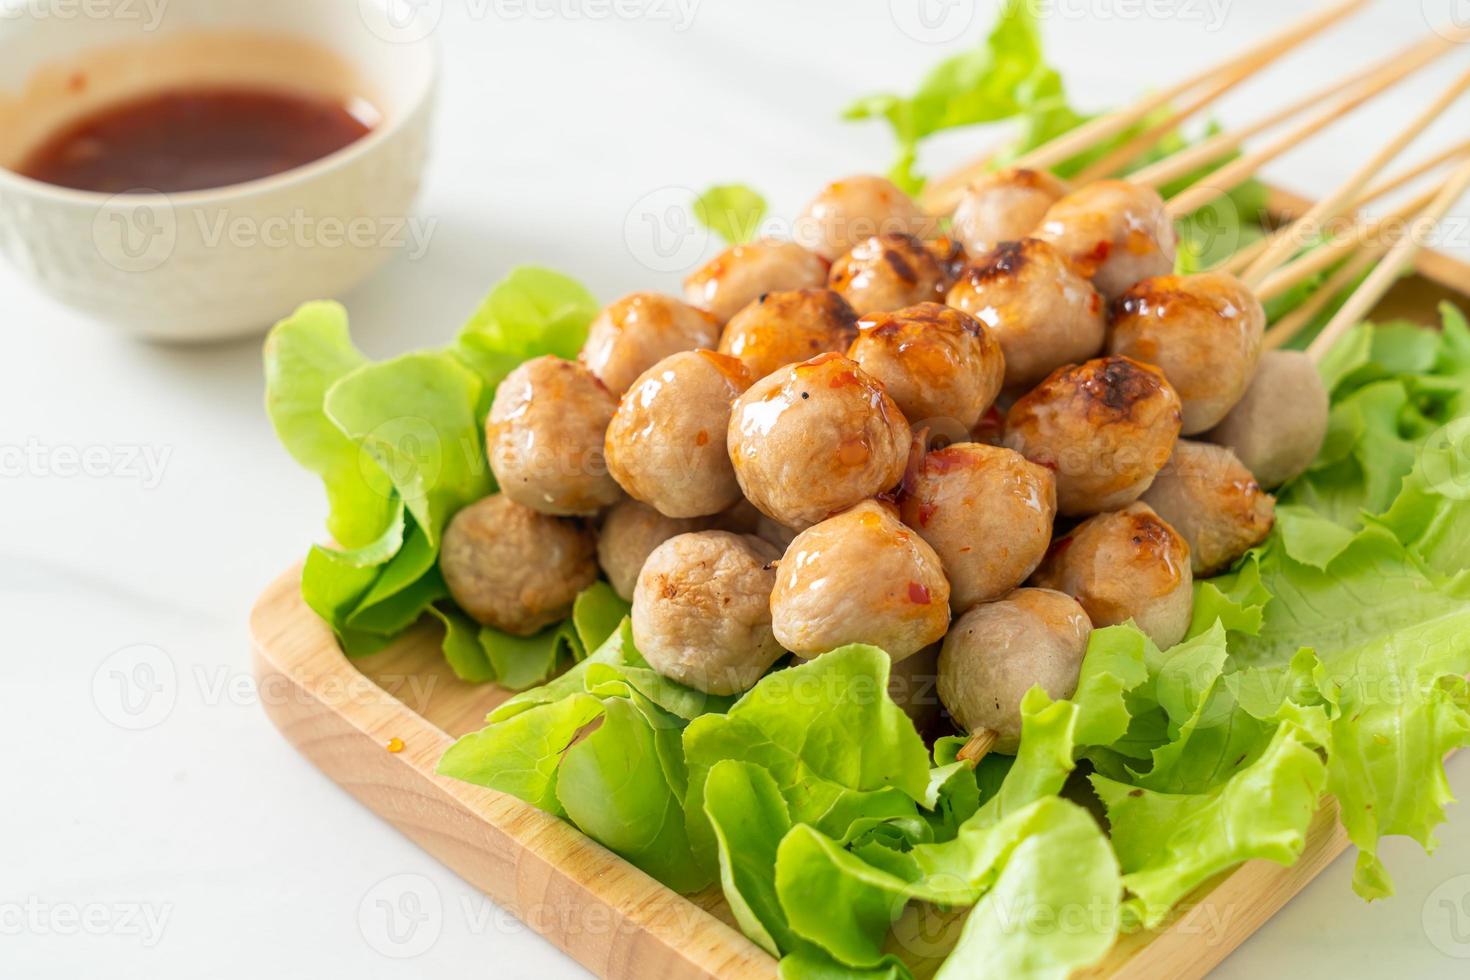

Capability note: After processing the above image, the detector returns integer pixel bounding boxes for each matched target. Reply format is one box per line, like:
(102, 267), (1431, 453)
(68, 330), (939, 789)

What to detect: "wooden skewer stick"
(1216, 138), (1470, 276)
(1160, 36), (1461, 219)
(1307, 157), (1470, 361)
(1254, 185), (1440, 302)
(1137, 33), (1456, 196)
(1241, 69), (1470, 288)
(1263, 246), (1385, 350)
(918, 0), (1371, 215)
(956, 729), (999, 767)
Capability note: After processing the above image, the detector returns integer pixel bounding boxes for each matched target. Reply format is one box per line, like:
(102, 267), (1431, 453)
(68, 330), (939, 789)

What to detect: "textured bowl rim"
(0, 15), (440, 209)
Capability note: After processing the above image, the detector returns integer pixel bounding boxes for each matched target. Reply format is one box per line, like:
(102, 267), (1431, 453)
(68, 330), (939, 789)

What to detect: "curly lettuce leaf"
(704, 760), (798, 957)
(454, 266), (600, 396)
(693, 185), (768, 245)
(263, 301), (396, 548)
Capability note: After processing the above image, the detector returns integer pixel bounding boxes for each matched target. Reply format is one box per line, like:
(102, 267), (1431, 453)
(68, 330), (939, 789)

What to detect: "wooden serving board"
(251, 195), (1470, 980)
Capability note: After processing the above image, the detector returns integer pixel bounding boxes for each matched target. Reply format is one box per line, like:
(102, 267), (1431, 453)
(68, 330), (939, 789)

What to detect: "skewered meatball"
(771, 500), (950, 661)
(946, 238), (1106, 390)
(1033, 502), (1193, 649)
(1207, 350), (1329, 487)
(441, 494), (598, 635)
(1004, 356), (1182, 516)
(888, 644), (943, 735)
(898, 443), (1056, 612)
(951, 168), (1070, 256)
(755, 514), (800, 551)
(685, 239), (829, 324)
(579, 292), (721, 397)
(847, 303), (1005, 430)
(1110, 272), (1265, 434)
(728, 353), (911, 528)
(486, 356), (622, 516)
(937, 588), (1092, 753)
(1141, 440), (1275, 576)
(632, 531), (784, 696)
(828, 233), (963, 315)
(1035, 180), (1177, 301)
(597, 500), (709, 601)
(793, 175), (937, 261)
(605, 350), (752, 518)
(718, 289), (859, 379)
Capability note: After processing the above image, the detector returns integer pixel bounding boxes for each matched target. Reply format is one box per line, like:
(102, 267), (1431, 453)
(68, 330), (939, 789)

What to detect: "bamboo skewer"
(1306, 157), (1470, 360)
(1138, 32), (1459, 198)
(1263, 246), (1384, 350)
(1240, 69), (1470, 288)
(1216, 139), (1470, 276)
(956, 730), (998, 767)
(919, 0), (1371, 215)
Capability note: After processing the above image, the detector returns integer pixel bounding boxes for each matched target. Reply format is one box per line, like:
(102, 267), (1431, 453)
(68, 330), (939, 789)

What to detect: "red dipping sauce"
(17, 87), (374, 194)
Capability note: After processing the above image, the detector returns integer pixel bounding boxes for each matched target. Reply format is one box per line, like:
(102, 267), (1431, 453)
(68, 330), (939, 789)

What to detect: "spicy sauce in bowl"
(17, 87), (375, 194)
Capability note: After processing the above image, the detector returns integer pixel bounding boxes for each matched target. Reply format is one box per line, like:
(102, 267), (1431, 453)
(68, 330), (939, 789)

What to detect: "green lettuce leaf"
(693, 185), (768, 245)
(454, 267), (600, 395)
(704, 760), (801, 957)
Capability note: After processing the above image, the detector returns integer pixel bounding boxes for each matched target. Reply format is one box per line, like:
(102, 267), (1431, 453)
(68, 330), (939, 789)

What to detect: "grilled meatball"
(1110, 272), (1265, 434)
(937, 588), (1092, 753)
(632, 531), (783, 696)
(684, 239), (829, 324)
(597, 500), (709, 601)
(718, 288), (859, 380)
(793, 174), (937, 261)
(1033, 502), (1193, 649)
(1141, 440), (1275, 576)
(1035, 180), (1177, 301)
(771, 500), (950, 661)
(605, 350), (752, 518)
(486, 356), (622, 516)
(951, 168), (1070, 256)
(1206, 350), (1329, 487)
(1004, 356), (1183, 516)
(579, 292), (721, 397)
(946, 238), (1107, 390)
(441, 494), (598, 635)
(847, 303), (1005, 430)
(828, 233), (963, 315)
(899, 443), (1056, 612)
(728, 353), (911, 528)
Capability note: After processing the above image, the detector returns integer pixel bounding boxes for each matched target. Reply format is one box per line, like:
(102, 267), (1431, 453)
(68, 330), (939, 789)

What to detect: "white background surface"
(5, 0), (1470, 977)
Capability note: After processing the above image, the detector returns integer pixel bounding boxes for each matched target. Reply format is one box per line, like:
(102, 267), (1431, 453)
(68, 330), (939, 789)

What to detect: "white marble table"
(5, 1), (1470, 976)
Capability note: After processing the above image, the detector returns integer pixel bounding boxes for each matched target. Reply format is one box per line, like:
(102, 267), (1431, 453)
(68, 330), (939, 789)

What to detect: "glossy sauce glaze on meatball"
(684, 239), (829, 324)
(1004, 356), (1182, 516)
(771, 500), (950, 661)
(605, 350), (752, 518)
(946, 238), (1106, 390)
(847, 302), (1004, 431)
(718, 288), (859, 380)
(1141, 440), (1275, 576)
(1035, 180), (1177, 301)
(486, 356), (622, 516)
(579, 292), (721, 397)
(1206, 350), (1329, 487)
(793, 174), (937, 261)
(1110, 272), (1265, 434)
(938, 588), (1092, 753)
(441, 494), (598, 635)
(898, 443), (1056, 612)
(828, 233), (964, 315)
(1032, 501), (1193, 649)
(597, 500), (710, 602)
(951, 168), (1070, 256)
(632, 531), (784, 696)
(728, 353), (911, 528)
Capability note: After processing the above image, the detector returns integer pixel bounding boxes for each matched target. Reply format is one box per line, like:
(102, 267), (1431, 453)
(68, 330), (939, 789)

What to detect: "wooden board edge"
(249, 564), (776, 980)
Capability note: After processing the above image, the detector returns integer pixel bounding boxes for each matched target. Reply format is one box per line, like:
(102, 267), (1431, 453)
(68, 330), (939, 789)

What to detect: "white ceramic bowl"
(0, 0), (437, 342)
